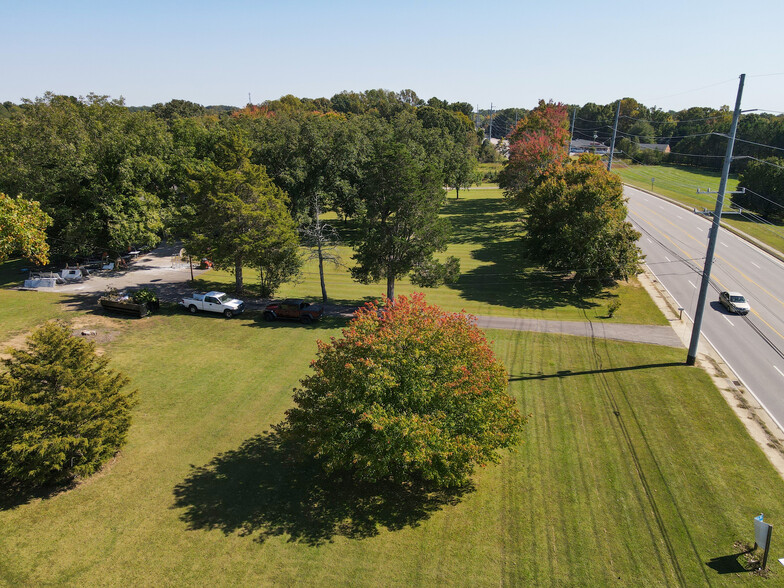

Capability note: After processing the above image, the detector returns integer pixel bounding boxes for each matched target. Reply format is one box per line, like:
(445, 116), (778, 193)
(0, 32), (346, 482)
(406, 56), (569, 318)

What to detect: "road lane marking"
(647, 238), (653, 244)
(723, 315), (734, 326)
(631, 200), (784, 322)
(688, 280), (696, 288)
(752, 262), (761, 269)
(721, 242), (729, 248)
(696, 227), (704, 232)
(775, 366), (784, 377)
(664, 256), (671, 262)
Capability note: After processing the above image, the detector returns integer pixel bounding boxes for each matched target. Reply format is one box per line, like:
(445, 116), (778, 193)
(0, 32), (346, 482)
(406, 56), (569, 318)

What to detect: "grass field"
(0, 308), (781, 585)
(197, 188), (667, 326)
(1, 184), (782, 585)
(615, 163), (784, 256)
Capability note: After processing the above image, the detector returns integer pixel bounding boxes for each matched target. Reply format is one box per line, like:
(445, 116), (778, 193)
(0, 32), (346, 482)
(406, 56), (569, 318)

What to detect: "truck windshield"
(215, 294), (227, 303)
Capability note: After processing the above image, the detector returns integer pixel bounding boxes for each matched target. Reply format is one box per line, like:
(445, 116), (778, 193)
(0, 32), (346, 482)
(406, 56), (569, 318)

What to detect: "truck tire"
(189, 305), (197, 314)
(224, 309), (233, 318)
(301, 315), (313, 325)
(263, 311), (275, 322)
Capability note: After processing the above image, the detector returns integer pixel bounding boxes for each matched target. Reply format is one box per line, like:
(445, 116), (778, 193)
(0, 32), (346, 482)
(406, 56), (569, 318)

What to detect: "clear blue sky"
(3, 0), (783, 113)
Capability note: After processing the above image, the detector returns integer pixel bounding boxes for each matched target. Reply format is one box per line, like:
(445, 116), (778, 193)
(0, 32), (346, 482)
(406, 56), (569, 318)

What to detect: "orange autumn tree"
(277, 294), (525, 489)
(498, 99), (570, 207)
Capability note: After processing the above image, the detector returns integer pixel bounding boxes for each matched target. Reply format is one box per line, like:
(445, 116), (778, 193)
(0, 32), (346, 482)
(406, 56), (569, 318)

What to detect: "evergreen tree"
(0, 322), (136, 487)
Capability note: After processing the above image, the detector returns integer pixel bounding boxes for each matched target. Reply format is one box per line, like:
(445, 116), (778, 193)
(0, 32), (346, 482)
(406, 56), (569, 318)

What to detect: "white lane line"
(723, 315), (734, 326)
(664, 256), (671, 262)
(647, 238), (653, 244)
(696, 227), (704, 232)
(721, 242), (729, 248)
(775, 366), (784, 378)
(751, 262), (761, 269)
(676, 215), (683, 219)
(659, 205), (665, 210)
(688, 280), (696, 288)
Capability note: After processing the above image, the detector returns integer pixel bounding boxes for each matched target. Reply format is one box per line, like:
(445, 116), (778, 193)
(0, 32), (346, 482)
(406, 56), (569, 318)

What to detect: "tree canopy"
(351, 134), (457, 299)
(0, 322), (136, 487)
(0, 193), (52, 264)
(499, 100), (570, 207)
(277, 294), (525, 489)
(183, 132), (301, 295)
(523, 154), (643, 282)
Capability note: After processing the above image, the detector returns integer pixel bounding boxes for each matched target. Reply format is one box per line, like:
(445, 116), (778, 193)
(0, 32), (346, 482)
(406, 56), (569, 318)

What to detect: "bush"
(277, 294), (525, 489)
(0, 322), (137, 487)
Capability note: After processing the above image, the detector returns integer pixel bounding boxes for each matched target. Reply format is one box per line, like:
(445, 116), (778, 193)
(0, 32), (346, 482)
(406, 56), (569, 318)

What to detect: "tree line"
(0, 90), (484, 298)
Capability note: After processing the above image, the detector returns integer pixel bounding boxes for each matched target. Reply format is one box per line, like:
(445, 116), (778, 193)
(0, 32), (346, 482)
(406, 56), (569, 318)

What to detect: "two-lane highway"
(625, 185), (784, 430)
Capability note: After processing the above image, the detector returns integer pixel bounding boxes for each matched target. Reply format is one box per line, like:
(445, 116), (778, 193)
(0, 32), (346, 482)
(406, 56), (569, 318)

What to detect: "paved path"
(474, 315), (684, 347)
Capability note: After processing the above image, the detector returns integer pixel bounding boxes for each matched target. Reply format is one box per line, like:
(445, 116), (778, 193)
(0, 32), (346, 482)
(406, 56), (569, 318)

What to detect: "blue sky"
(3, 0), (783, 113)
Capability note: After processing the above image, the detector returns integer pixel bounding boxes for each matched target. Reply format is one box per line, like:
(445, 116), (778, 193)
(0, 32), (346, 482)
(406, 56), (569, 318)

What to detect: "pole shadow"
(172, 432), (473, 545)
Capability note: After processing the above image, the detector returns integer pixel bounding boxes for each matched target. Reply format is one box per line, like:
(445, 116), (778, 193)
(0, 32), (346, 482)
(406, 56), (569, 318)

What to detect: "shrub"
(0, 322), (137, 487)
(277, 294), (525, 489)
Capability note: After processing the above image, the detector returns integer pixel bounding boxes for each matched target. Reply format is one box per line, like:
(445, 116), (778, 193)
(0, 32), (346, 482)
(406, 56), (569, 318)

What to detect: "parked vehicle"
(719, 291), (750, 315)
(100, 287), (159, 318)
(180, 291), (245, 318)
(263, 299), (323, 324)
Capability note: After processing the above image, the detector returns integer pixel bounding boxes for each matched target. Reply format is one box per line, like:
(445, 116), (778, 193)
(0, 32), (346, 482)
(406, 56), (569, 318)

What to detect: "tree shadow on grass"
(451, 238), (609, 312)
(0, 476), (76, 511)
(172, 432), (473, 545)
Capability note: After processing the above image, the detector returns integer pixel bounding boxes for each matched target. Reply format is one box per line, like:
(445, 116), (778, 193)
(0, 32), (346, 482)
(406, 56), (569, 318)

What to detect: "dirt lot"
(25, 243), (208, 302)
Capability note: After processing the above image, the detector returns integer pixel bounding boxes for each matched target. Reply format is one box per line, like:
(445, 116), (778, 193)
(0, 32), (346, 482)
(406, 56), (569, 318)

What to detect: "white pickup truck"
(180, 291), (245, 318)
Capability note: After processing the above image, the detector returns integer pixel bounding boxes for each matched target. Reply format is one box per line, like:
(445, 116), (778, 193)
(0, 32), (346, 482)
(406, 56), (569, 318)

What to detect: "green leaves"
(0, 322), (136, 487)
(0, 193), (52, 264)
(278, 294), (525, 489)
(523, 155), (643, 281)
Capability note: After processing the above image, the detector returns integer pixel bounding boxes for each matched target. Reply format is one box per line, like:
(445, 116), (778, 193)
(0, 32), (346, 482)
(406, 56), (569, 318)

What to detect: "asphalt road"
(625, 185), (784, 430)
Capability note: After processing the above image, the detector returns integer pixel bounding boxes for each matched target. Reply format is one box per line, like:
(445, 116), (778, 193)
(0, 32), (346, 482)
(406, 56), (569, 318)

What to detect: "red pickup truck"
(263, 299), (323, 324)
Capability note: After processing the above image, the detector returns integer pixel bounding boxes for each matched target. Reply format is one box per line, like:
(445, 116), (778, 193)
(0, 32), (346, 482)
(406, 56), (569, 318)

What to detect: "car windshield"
(215, 294), (227, 303)
(730, 295), (746, 303)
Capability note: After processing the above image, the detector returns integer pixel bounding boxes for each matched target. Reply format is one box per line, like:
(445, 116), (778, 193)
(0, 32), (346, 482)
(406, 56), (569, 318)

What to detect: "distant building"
(570, 139), (610, 155)
(637, 143), (671, 153)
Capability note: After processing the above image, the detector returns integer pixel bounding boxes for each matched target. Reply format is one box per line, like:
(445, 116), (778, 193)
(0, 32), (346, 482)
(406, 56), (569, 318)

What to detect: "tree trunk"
(456, 186), (460, 200)
(235, 255), (243, 294)
(386, 274), (395, 301)
(318, 242), (327, 303)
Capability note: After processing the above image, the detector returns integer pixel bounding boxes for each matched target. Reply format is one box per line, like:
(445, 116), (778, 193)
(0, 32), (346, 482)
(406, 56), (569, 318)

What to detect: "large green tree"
(277, 294), (525, 489)
(0, 193), (52, 264)
(184, 133), (301, 295)
(351, 137), (457, 299)
(0, 322), (136, 487)
(0, 93), (173, 257)
(523, 154), (642, 282)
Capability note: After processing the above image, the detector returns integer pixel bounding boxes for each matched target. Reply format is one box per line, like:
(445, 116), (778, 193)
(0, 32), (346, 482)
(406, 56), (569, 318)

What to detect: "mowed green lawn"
(0, 309), (782, 585)
(197, 188), (667, 326)
(615, 163), (784, 256)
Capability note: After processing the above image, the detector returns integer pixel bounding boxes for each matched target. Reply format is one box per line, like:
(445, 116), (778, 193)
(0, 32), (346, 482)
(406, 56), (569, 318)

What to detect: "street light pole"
(686, 74), (746, 366)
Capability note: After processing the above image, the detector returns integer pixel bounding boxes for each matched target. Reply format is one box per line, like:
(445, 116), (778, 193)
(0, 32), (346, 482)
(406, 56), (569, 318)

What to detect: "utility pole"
(248, 92), (252, 105)
(686, 74), (746, 366)
(568, 107), (577, 155)
(607, 100), (621, 171)
(488, 103), (494, 141)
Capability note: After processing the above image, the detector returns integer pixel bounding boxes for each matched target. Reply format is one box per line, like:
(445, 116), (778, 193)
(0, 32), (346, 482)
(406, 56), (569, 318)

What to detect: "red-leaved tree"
(499, 100), (570, 207)
(277, 293), (525, 489)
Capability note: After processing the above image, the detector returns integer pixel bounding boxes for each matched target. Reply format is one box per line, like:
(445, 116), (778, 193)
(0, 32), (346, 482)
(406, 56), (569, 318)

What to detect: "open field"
(197, 188), (668, 326)
(615, 163), (784, 256)
(0, 303), (781, 585)
(2, 184), (781, 585)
